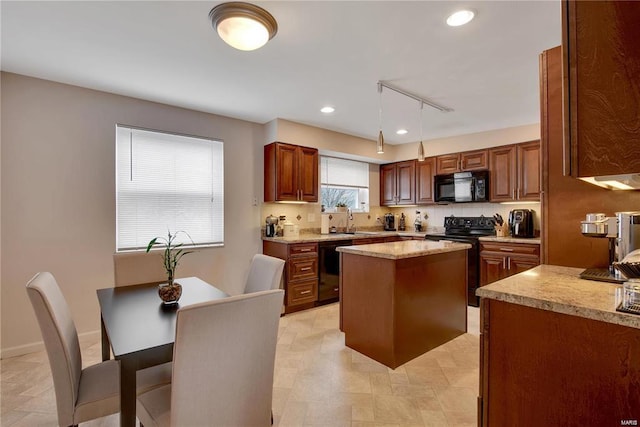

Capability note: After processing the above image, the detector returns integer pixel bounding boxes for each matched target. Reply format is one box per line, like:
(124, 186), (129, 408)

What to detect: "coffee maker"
(384, 213), (396, 231)
(265, 214), (278, 237)
(508, 209), (535, 238)
(580, 211), (640, 282)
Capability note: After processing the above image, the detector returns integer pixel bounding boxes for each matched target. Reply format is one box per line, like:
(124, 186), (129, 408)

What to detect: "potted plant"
(146, 230), (194, 304)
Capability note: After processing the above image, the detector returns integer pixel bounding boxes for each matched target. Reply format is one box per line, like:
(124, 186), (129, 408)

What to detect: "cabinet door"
(461, 150), (488, 171)
(396, 160), (416, 205)
(489, 145), (517, 202)
(480, 253), (508, 286)
(298, 146), (319, 202)
(275, 143), (299, 201)
(380, 163), (397, 206)
(563, 1), (640, 177)
(508, 255), (539, 275)
(416, 157), (436, 204)
(436, 154), (460, 174)
(517, 141), (541, 201)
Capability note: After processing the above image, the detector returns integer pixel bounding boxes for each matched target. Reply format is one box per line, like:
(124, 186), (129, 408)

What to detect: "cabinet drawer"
(353, 237), (387, 245)
(289, 243), (318, 256)
(288, 280), (317, 305)
(480, 242), (540, 256)
(288, 257), (318, 281)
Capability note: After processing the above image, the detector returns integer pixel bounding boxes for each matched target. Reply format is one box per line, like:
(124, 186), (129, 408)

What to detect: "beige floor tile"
(421, 409), (450, 427)
(373, 395), (423, 424)
(433, 386), (478, 414)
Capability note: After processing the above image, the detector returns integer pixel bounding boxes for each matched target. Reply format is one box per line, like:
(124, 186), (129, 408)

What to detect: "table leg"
(119, 357), (137, 427)
(101, 316), (110, 361)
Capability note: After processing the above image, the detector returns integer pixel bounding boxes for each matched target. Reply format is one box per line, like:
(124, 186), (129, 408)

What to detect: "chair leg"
(271, 410), (273, 425)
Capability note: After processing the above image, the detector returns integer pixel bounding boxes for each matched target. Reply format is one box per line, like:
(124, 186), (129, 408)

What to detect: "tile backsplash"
(261, 202), (541, 235)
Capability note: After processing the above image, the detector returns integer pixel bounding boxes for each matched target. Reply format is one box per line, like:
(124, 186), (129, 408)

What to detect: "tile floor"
(1, 303), (480, 426)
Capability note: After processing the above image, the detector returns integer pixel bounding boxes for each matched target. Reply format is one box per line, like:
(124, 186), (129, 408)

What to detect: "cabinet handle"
(300, 267), (311, 271)
(512, 188), (516, 199)
(499, 247), (514, 252)
(517, 188), (521, 199)
(300, 290), (311, 295)
(334, 287), (339, 292)
(503, 257), (506, 269)
(299, 248), (312, 252)
(508, 257), (511, 270)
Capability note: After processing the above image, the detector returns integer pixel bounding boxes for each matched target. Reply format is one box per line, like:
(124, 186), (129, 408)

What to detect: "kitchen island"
(337, 240), (470, 369)
(476, 265), (640, 426)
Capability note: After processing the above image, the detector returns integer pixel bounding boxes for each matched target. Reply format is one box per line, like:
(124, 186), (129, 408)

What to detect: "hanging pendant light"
(417, 101), (425, 161)
(377, 82), (385, 154)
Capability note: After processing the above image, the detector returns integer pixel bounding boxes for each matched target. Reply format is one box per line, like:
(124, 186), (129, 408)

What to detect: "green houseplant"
(146, 230), (194, 304)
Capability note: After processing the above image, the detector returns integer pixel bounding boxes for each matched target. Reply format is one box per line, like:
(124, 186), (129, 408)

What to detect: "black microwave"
(434, 170), (489, 203)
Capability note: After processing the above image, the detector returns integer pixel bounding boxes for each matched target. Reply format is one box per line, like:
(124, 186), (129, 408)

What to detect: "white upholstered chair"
(244, 254), (285, 294)
(26, 272), (171, 427)
(136, 289), (285, 427)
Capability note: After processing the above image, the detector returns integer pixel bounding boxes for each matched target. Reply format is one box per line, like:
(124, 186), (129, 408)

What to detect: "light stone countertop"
(477, 264), (639, 329)
(478, 236), (541, 244)
(336, 240), (471, 260)
(262, 231), (429, 244)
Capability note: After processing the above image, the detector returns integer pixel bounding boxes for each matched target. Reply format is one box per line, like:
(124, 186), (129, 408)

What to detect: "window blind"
(116, 126), (224, 251)
(320, 156), (369, 188)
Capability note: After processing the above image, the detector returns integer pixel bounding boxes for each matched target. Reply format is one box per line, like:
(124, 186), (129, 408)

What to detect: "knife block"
(495, 223), (509, 237)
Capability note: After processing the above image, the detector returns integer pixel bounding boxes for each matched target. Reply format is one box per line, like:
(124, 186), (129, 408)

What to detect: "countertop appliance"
(508, 209), (535, 238)
(434, 170), (489, 203)
(580, 211), (640, 283)
(384, 213), (396, 231)
(265, 214), (278, 237)
(424, 215), (496, 307)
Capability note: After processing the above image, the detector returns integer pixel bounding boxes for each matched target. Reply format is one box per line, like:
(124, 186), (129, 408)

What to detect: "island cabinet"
(477, 265), (640, 426)
(264, 142), (318, 202)
(489, 141), (540, 202)
(263, 240), (318, 313)
(380, 160), (415, 206)
(436, 149), (488, 174)
(479, 241), (539, 286)
(563, 0), (640, 177)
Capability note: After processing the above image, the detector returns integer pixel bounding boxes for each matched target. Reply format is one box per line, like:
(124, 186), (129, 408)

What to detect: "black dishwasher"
(318, 240), (351, 305)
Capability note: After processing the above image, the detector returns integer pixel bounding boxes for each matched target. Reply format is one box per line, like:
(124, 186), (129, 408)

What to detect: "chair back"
(113, 251), (167, 287)
(26, 272), (82, 427)
(244, 254), (285, 294)
(170, 289), (284, 426)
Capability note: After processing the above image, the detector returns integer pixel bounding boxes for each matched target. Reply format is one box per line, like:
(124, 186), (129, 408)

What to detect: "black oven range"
(424, 215), (496, 307)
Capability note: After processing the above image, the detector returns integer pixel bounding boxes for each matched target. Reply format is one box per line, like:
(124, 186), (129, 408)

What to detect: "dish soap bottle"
(399, 213), (406, 231)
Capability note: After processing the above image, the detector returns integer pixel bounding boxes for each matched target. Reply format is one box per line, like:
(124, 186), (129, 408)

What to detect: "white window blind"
(116, 125), (224, 251)
(321, 157), (369, 188)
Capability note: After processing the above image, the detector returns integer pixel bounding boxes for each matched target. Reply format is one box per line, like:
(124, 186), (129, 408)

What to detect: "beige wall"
(0, 73), (264, 357)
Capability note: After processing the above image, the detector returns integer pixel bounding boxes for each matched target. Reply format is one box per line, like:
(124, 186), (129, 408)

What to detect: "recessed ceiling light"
(396, 129), (408, 135)
(320, 106), (335, 114)
(446, 10), (475, 27)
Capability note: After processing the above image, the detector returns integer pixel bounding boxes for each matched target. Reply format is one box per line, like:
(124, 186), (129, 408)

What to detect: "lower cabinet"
(479, 241), (540, 286)
(263, 241), (318, 314)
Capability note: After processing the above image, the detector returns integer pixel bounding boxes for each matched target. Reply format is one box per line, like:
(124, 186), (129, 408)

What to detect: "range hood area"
(579, 173), (640, 190)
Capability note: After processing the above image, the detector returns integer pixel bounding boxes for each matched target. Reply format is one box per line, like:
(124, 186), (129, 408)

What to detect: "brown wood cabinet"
(264, 142), (318, 202)
(489, 141), (540, 202)
(416, 157), (436, 205)
(479, 299), (640, 426)
(563, 0), (640, 177)
(479, 241), (540, 286)
(380, 160), (415, 206)
(263, 241), (318, 313)
(435, 149), (488, 174)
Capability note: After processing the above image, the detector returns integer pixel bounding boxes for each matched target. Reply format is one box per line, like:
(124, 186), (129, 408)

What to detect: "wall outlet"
(252, 197), (257, 206)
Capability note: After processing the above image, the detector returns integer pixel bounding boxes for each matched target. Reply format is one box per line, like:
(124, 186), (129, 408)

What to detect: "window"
(116, 125), (224, 251)
(320, 156), (369, 212)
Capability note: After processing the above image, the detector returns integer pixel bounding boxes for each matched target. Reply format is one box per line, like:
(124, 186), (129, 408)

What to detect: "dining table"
(97, 277), (229, 427)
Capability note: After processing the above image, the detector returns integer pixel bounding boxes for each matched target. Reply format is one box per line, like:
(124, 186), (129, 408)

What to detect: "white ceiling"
(1, 1), (561, 145)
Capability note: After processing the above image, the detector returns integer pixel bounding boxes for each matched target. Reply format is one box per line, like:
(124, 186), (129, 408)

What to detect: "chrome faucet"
(346, 208), (356, 234)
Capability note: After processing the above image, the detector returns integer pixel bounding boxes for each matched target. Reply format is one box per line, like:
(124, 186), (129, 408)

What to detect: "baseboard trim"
(1, 329), (101, 359)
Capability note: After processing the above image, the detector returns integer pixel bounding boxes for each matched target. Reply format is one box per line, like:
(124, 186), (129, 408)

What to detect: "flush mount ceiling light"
(209, 2), (278, 51)
(320, 106), (335, 114)
(446, 10), (475, 27)
(396, 129), (408, 135)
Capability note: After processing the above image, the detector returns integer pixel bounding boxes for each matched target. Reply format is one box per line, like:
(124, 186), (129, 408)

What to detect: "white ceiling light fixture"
(446, 10), (475, 27)
(377, 82), (385, 154)
(320, 106), (335, 113)
(209, 2), (278, 51)
(396, 129), (408, 135)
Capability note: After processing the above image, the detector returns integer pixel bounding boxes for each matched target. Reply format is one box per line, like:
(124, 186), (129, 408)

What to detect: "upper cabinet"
(489, 141), (540, 202)
(380, 160), (416, 206)
(416, 157), (437, 205)
(436, 149), (488, 174)
(264, 142), (318, 203)
(563, 0), (640, 177)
